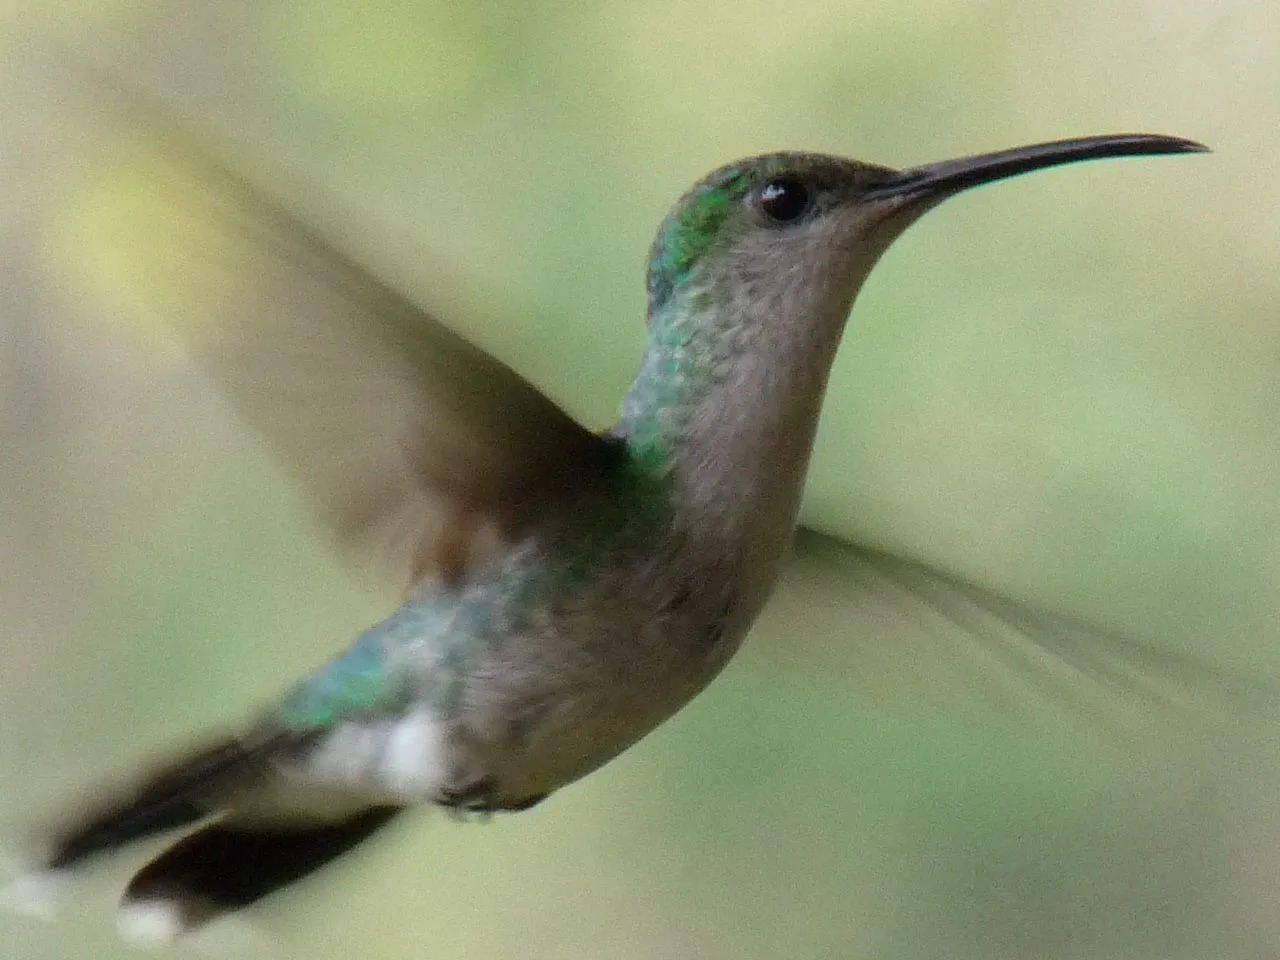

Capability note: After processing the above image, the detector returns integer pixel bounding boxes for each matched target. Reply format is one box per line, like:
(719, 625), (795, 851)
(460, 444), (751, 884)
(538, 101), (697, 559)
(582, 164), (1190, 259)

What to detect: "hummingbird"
(9, 109), (1206, 944)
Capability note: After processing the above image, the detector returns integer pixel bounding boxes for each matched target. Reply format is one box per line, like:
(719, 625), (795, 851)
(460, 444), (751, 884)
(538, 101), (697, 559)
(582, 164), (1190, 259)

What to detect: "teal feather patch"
(279, 611), (427, 729)
(647, 168), (746, 306)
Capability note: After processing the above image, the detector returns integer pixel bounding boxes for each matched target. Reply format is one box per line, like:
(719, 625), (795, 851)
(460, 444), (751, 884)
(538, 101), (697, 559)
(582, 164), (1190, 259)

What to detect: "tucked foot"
(436, 778), (548, 819)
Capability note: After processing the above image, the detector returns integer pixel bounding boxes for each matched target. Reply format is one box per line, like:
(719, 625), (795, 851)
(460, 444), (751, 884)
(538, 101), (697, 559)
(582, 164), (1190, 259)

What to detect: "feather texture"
(64, 61), (621, 592)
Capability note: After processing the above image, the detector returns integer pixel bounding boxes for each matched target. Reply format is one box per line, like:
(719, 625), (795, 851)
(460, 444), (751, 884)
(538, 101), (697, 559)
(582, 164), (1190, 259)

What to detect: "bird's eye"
(756, 178), (811, 223)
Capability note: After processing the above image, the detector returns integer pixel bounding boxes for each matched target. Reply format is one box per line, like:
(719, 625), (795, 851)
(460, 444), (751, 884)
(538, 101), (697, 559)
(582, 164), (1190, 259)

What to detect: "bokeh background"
(2, 1), (1280, 958)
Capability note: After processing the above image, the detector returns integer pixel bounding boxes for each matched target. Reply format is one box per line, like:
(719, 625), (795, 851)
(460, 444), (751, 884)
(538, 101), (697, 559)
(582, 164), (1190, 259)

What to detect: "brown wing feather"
(58, 59), (619, 591)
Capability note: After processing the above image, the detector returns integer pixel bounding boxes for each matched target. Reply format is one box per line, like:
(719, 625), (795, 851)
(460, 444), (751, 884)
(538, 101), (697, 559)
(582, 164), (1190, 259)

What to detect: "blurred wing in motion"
(41, 59), (619, 592)
(770, 528), (1275, 739)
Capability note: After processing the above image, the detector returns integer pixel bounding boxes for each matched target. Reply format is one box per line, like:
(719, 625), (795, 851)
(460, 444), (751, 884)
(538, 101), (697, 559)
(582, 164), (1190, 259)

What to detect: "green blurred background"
(2, 1), (1280, 958)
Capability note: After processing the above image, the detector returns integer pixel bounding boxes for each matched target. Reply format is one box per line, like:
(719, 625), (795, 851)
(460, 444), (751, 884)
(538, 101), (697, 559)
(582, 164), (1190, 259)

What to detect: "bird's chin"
(864, 191), (952, 243)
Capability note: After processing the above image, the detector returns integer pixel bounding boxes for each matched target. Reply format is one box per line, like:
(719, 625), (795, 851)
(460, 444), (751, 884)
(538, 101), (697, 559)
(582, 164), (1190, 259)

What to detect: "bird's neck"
(613, 281), (847, 611)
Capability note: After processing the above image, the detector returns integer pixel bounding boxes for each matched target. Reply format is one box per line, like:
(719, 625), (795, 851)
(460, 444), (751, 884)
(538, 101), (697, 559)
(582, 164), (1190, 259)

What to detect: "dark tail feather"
(46, 733), (284, 870)
(118, 807), (402, 937)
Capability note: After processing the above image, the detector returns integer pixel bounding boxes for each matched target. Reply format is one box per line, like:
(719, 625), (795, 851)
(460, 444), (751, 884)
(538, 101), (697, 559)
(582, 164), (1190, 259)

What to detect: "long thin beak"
(865, 134), (1208, 201)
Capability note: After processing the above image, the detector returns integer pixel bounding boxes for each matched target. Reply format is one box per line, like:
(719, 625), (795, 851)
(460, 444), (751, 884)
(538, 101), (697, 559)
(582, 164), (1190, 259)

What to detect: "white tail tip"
(0, 853), (71, 920)
(118, 897), (275, 958)
(117, 898), (186, 949)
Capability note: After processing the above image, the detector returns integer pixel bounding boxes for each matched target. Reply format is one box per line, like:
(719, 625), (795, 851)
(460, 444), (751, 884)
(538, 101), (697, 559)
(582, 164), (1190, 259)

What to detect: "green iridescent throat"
(620, 167), (748, 469)
(619, 285), (731, 492)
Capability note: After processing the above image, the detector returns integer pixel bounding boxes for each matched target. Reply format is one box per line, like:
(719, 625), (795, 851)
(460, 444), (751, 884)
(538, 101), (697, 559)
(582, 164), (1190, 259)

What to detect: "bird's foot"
(436, 778), (547, 820)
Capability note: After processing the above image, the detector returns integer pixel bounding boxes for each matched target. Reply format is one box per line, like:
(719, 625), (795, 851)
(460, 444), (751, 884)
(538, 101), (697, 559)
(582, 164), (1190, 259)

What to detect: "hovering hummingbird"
(11, 103), (1207, 944)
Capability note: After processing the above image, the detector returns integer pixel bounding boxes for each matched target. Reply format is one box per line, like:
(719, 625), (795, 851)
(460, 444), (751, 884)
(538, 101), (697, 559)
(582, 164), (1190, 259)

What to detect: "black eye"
(757, 178), (811, 223)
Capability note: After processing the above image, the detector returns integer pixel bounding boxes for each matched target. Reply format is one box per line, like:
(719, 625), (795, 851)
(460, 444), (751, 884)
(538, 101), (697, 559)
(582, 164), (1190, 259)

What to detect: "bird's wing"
(47, 61), (619, 592)
(766, 528), (1275, 739)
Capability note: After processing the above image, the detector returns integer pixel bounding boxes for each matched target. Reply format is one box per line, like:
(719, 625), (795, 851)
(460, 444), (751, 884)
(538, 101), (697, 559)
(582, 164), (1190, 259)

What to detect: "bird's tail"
(115, 805), (401, 944)
(45, 734), (276, 871)
(7, 730), (403, 944)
